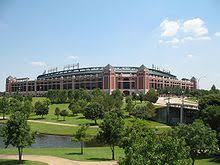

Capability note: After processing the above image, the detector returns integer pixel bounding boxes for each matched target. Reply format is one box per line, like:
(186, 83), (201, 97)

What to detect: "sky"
(0, 0), (220, 91)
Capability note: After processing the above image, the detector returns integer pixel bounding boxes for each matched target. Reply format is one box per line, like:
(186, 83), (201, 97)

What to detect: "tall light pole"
(167, 91), (170, 124)
(180, 90), (184, 123)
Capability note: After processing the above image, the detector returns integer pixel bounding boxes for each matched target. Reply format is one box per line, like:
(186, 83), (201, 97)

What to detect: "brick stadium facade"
(6, 64), (197, 95)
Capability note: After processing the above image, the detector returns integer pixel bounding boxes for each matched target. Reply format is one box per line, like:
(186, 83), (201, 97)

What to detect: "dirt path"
(0, 154), (118, 165)
(27, 120), (98, 128)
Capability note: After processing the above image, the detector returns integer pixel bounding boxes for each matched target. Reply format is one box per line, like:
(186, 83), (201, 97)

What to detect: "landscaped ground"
(0, 147), (123, 161)
(25, 97), (169, 136)
(28, 121), (98, 136)
(0, 159), (48, 165)
(195, 157), (220, 165)
(0, 148), (219, 164)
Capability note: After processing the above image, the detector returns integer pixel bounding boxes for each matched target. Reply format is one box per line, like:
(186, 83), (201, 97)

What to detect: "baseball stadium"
(6, 64), (197, 95)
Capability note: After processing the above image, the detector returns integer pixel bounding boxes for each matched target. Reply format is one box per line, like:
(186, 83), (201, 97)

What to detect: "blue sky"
(0, 0), (220, 91)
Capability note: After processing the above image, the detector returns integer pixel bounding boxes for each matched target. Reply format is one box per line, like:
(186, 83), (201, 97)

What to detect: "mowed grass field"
(25, 97), (169, 135)
(28, 122), (98, 136)
(0, 97), (170, 136)
(0, 148), (219, 164)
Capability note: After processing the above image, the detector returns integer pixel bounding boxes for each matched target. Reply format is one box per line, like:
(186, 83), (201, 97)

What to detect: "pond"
(0, 125), (101, 148)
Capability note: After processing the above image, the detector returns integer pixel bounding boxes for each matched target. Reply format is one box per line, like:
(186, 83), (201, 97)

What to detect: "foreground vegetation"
(0, 159), (47, 165)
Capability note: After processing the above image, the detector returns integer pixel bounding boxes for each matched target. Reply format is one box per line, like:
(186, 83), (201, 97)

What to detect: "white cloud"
(160, 19), (180, 37)
(31, 61), (47, 67)
(167, 38), (180, 44)
(67, 55), (79, 60)
(183, 18), (208, 37)
(215, 32), (220, 37)
(159, 38), (180, 45)
(186, 54), (193, 58)
(181, 36), (211, 43)
(159, 18), (211, 46)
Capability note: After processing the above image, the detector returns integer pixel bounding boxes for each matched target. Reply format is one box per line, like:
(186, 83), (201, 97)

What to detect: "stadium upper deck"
(6, 64), (196, 95)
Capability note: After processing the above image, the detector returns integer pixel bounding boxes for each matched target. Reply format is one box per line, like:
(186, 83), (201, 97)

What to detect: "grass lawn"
(1, 97), (170, 136)
(29, 97), (169, 129)
(32, 97), (47, 105)
(28, 122), (99, 136)
(195, 157), (220, 165)
(0, 159), (48, 165)
(29, 102), (101, 126)
(0, 147), (124, 161)
(0, 148), (219, 164)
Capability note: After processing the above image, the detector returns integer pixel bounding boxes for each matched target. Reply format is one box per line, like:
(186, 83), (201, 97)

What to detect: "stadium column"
(26, 78), (28, 94)
(34, 80), (37, 94)
(60, 77), (64, 90)
(137, 65), (149, 94)
(162, 76), (165, 89)
(72, 76), (75, 90)
(102, 64), (116, 94)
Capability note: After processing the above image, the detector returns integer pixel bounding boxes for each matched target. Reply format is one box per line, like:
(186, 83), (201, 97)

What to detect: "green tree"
(72, 125), (89, 155)
(102, 94), (115, 112)
(0, 97), (9, 120)
(73, 89), (91, 102)
(34, 101), (49, 118)
(111, 89), (123, 108)
(125, 96), (134, 113)
(131, 92), (139, 104)
(130, 102), (156, 120)
(12, 92), (24, 102)
(200, 106), (220, 131)
(90, 89), (105, 103)
(84, 102), (104, 125)
(24, 95), (33, 102)
(58, 90), (68, 103)
(22, 100), (34, 118)
(198, 93), (220, 110)
(67, 90), (75, 102)
(60, 109), (69, 121)
(0, 111), (35, 164)
(98, 112), (124, 160)
(54, 107), (60, 120)
(8, 98), (22, 113)
(138, 92), (145, 103)
(68, 100), (81, 116)
(47, 90), (59, 103)
(171, 120), (218, 165)
(120, 120), (191, 165)
(145, 89), (159, 103)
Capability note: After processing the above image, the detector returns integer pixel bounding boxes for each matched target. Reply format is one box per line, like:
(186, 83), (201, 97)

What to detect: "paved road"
(0, 154), (118, 165)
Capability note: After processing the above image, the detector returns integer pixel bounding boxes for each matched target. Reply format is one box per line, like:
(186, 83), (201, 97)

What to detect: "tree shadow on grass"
(0, 160), (27, 165)
(87, 158), (113, 161)
(196, 155), (220, 163)
(65, 152), (82, 156)
(209, 156), (220, 163)
(77, 116), (85, 119)
(29, 117), (45, 120)
(65, 153), (112, 161)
